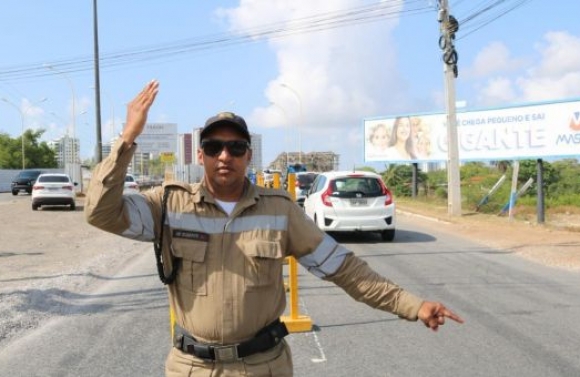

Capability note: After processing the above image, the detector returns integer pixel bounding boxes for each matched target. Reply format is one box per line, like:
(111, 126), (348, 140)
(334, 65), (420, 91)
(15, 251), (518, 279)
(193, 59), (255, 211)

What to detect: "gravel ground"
(1, 195), (579, 350)
(0, 196), (147, 348)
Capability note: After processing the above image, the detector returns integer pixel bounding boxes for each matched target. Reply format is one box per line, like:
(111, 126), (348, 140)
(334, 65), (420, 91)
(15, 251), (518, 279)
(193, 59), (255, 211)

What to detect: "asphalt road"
(1, 193), (580, 376)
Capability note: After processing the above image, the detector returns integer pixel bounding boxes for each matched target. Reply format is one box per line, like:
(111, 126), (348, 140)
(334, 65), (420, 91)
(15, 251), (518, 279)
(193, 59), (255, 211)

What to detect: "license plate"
(48, 187), (58, 191)
(350, 198), (367, 206)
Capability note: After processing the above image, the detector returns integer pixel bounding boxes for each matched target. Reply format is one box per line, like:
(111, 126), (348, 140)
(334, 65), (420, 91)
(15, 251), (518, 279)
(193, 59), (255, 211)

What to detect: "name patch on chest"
(172, 229), (209, 242)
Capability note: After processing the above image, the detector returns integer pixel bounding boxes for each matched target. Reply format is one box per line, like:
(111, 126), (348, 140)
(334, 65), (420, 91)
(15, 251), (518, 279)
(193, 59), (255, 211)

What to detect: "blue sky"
(1, 0), (579, 170)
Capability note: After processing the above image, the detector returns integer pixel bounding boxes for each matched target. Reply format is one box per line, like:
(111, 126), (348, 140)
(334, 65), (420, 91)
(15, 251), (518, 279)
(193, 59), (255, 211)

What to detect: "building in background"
(269, 151), (339, 173)
(48, 135), (80, 168)
(248, 133), (263, 173)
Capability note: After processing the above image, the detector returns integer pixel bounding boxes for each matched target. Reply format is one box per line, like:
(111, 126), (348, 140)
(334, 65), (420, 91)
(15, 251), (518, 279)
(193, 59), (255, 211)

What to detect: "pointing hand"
(417, 301), (464, 332)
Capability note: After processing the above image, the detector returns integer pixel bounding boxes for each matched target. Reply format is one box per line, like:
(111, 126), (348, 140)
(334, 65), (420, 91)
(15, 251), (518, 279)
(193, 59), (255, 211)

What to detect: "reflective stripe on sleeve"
(120, 194), (156, 241)
(297, 234), (351, 278)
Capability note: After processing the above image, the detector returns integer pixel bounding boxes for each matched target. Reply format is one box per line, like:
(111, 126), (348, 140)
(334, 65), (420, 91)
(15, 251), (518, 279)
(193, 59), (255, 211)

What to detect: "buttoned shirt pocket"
(241, 240), (284, 289)
(170, 238), (208, 295)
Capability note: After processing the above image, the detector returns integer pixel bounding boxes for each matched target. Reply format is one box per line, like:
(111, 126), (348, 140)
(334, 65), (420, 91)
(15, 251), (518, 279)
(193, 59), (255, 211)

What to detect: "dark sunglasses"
(201, 139), (250, 157)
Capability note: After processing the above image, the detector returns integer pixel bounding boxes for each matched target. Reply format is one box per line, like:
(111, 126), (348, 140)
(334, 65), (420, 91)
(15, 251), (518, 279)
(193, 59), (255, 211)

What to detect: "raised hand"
(121, 80), (159, 145)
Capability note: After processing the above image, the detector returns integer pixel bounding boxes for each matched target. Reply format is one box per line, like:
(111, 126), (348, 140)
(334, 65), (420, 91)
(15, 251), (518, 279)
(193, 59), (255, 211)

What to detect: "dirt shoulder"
(0, 196), (145, 347)
(396, 198), (580, 271)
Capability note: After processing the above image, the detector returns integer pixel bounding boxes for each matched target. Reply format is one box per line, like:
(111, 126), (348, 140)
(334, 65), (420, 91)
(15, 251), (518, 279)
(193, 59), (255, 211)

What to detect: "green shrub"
(379, 160), (580, 213)
(435, 186), (448, 199)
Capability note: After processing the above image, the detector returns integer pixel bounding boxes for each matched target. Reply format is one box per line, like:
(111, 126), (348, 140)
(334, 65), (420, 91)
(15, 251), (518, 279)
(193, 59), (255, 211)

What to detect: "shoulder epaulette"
(255, 185), (292, 201)
(162, 181), (194, 193)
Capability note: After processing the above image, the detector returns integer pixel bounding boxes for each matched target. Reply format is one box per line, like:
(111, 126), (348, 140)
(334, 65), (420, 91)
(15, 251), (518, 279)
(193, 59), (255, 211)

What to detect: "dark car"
(293, 172), (319, 207)
(11, 169), (43, 195)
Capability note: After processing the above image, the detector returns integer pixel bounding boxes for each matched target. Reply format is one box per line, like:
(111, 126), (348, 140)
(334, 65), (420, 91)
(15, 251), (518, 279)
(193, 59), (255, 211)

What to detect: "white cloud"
(466, 41), (525, 78)
(477, 77), (516, 106)
(517, 31), (580, 101)
(517, 72), (580, 102)
(13, 98), (47, 135)
(217, 1), (406, 165)
(472, 31), (580, 107)
(531, 31), (580, 78)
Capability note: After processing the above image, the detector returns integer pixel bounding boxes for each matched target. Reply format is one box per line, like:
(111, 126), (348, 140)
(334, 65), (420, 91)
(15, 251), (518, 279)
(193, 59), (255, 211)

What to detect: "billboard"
(364, 99), (580, 163)
(133, 123), (178, 155)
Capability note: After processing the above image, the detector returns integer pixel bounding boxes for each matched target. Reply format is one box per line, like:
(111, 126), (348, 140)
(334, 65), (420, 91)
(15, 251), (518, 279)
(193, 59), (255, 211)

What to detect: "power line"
(453, 0), (534, 40)
(0, 1), (434, 82)
(0, 0), (535, 83)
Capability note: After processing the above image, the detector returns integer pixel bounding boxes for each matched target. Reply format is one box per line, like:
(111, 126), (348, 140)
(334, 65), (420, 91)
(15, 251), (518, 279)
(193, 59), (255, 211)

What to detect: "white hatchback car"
(303, 171), (396, 241)
(123, 174), (140, 195)
(31, 173), (77, 211)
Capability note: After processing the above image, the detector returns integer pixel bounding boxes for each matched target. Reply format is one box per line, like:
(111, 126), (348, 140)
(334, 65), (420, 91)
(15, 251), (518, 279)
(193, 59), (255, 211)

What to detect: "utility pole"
(438, 0), (462, 216)
(93, 0), (103, 163)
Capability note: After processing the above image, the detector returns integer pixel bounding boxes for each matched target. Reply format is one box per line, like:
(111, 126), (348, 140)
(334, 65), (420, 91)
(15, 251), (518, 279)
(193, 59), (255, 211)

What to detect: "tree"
(148, 156), (165, 179)
(0, 132), (20, 168)
(0, 130), (57, 169)
(382, 164), (426, 197)
(356, 166), (377, 174)
(549, 159), (580, 197)
(517, 159), (557, 196)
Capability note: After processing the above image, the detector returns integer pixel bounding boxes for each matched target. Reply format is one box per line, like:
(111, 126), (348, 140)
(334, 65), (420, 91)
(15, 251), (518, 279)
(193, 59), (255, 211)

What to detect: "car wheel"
(381, 229), (395, 242)
(12, 190), (18, 196)
(32, 204), (39, 211)
(26, 189), (32, 194)
(70, 202), (76, 211)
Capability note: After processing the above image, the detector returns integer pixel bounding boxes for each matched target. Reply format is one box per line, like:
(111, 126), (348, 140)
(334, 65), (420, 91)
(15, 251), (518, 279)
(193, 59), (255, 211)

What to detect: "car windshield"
(19, 171), (41, 178)
(125, 175), (135, 183)
(38, 175), (70, 183)
(329, 177), (383, 198)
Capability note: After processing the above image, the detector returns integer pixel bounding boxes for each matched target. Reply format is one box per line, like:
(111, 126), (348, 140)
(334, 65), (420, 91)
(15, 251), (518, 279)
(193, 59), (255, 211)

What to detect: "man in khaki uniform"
(85, 81), (463, 377)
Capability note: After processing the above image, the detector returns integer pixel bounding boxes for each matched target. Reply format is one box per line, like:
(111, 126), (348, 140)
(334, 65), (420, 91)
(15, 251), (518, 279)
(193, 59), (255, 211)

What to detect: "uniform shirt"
(85, 139), (424, 345)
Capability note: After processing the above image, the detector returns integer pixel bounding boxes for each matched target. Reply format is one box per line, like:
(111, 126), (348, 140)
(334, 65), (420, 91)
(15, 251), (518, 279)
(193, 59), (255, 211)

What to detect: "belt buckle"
(213, 344), (239, 363)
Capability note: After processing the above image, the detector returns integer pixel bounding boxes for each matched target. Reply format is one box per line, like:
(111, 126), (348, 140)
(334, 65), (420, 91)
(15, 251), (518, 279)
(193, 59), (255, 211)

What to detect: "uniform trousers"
(165, 339), (293, 377)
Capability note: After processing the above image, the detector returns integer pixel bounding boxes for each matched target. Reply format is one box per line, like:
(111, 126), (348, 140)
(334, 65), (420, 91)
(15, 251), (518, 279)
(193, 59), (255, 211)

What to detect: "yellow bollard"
(273, 172), (281, 189)
(256, 173), (264, 187)
(287, 173), (296, 202)
(280, 256), (313, 333)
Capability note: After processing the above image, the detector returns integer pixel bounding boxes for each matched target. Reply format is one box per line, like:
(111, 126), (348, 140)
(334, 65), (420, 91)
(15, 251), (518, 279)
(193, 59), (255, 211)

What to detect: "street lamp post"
(45, 64), (78, 180)
(1, 97), (47, 169)
(90, 86), (115, 138)
(280, 83), (303, 164)
(269, 101), (290, 169)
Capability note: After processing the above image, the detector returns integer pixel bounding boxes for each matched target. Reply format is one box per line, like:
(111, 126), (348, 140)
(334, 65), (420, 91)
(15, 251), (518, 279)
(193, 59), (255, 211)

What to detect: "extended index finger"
(443, 309), (464, 324)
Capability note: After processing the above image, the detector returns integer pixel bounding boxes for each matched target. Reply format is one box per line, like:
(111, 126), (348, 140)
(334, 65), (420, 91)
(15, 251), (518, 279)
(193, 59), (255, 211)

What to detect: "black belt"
(173, 319), (289, 363)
